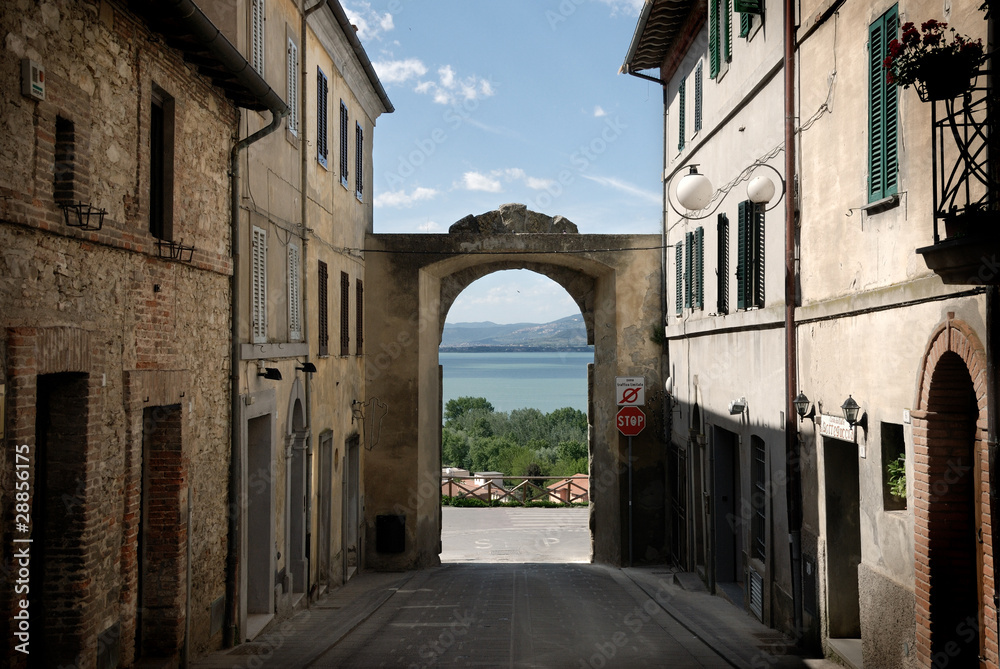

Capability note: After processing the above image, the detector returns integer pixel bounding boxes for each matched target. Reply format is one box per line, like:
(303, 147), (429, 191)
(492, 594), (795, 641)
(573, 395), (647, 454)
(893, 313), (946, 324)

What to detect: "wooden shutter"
(355, 123), (364, 199)
(318, 261), (328, 356)
(288, 244), (301, 341)
(677, 79), (686, 151)
(736, 201), (749, 310)
(251, 0), (265, 75)
(735, 0), (763, 14)
(709, 0), (720, 78)
(252, 226), (267, 343)
(752, 204), (765, 307)
(675, 243), (683, 316)
(694, 63), (703, 134)
(340, 271), (350, 356)
(356, 279), (364, 354)
(287, 38), (298, 136)
(684, 231), (693, 309)
(317, 68), (328, 168)
(340, 101), (349, 185)
(694, 227), (704, 309)
(717, 214), (729, 315)
(740, 11), (751, 38)
(869, 6), (898, 202)
(724, 0), (733, 62)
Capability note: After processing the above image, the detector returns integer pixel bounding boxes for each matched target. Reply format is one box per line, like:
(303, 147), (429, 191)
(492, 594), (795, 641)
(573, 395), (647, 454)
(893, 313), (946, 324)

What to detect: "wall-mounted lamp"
(793, 391), (815, 421)
(667, 162), (786, 220)
(729, 397), (747, 415)
(296, 362), (317, 373)
(257, 366), (282, 381)
(841, 395), (868, 431)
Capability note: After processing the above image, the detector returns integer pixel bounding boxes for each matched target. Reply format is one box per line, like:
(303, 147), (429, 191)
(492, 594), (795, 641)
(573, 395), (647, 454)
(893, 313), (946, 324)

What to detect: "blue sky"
(345, 0), (662, 324)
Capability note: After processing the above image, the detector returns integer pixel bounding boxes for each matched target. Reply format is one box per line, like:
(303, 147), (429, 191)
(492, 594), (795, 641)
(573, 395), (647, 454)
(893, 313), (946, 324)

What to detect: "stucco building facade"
(624, 0), (996, 666)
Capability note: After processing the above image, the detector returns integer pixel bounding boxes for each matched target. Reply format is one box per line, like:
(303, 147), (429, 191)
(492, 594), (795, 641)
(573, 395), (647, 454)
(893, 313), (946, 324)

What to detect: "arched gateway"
(363, 204), (666, 568)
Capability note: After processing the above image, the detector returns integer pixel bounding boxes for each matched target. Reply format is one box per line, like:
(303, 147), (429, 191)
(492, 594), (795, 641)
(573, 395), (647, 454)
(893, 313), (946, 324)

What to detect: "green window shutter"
(740, 11), (751, 38)
(694, 63), (703, 133)
(735, 0), (763, 14)
(678, 79), (686, 151)
(724, 0), (733, 63)
(685, 231), (693, 308)
(709, 0), (720, 78)
(675, 243), (683, 316)
(717, 214), (729, 314)
(868, 5), (898, 202)
(694, 227), (704, 309)
(736, 201), (748, 310)
(752, 204), (765, 307)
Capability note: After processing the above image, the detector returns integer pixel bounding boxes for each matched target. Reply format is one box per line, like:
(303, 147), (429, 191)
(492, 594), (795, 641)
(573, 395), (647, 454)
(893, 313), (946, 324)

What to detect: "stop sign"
(616, 405), (646, 436)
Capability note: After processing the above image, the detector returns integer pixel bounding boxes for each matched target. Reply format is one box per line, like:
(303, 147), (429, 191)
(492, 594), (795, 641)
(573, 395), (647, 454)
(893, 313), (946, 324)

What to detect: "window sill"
(341, 177), (350, 190)
(241, 342), (309, 360)
(860, 193), (900, 216)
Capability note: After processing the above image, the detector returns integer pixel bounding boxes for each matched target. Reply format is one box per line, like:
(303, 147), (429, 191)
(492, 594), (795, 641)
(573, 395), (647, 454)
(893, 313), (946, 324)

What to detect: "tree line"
(442, 397), (589, 478)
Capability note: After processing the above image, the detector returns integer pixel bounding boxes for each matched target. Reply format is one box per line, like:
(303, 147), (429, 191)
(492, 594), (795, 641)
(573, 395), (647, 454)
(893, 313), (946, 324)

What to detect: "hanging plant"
(882, 20), (986, 101)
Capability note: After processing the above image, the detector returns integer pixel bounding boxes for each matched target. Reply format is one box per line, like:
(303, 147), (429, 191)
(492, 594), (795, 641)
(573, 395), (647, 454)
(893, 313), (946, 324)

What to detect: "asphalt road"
(440, 507), (591, 563)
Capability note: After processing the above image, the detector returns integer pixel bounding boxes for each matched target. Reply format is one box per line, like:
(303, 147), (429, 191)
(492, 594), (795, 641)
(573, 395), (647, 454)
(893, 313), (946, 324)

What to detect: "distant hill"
(441, 315), (591, 352)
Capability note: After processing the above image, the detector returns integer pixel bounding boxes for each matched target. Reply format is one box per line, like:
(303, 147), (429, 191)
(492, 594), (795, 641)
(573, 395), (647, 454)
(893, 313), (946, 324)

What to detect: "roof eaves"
(621, 0), (702, 78)
(325, 0), (394, 114)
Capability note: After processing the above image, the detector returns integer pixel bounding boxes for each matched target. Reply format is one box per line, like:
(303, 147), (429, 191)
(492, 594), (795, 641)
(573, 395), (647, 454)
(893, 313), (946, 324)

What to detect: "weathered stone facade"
(0, 1), (237, 666)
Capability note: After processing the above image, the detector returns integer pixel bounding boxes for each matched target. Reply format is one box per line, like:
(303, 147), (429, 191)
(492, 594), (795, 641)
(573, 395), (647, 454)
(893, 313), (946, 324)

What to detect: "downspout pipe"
(153, 0), (290, 649)
(783, 0), (804, 638)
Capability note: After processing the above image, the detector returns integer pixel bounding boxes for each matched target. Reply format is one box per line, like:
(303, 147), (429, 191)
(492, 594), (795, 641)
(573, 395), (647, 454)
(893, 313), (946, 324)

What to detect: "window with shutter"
(675, 243), (683, 316)
(684, 231), (693, 309)
(340, 101), (349, 187)
(736, 200), (765, 310)
(356, 279), (364, 355)
(740, 12), (751, 38)
(317, 68), (328, 168)
(709, 0), (720, 78)
(340, 272), (350, 356)
(355, 123), (364, 200)
(288, 244), (301, 341)
(716, 214), (729, 314)
(868, 6), (898, 202)
(694, 63), (703, 134)
(677, 79), (686, 151)
(724, 0), (733, 62)
(252, 226), (267, 344)
(752, 203), (765, 308)
(694, 227), (704, 310)
(251, 0), (265, 76)
(751, 436), (766, 561)
(318, 261), (329, 356)
(287, 38), (298, 136)
(736, 201), (749, 310)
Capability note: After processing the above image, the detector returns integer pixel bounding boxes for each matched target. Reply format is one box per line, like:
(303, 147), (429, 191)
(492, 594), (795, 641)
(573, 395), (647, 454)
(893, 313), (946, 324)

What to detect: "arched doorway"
(439, 269), (593, 563)
(913, 317), (993, 667)
(363, 209), (666, 570)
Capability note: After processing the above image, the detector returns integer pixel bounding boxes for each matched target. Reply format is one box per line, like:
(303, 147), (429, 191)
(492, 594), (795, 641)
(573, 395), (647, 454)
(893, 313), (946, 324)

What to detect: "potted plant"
(883, 20), (986, 101)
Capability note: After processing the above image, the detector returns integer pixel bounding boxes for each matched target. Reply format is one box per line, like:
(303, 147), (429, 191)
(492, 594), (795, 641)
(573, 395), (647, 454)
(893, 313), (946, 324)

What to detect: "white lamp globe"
(747, 175), (776, 204)
(676, 167), (713, 210)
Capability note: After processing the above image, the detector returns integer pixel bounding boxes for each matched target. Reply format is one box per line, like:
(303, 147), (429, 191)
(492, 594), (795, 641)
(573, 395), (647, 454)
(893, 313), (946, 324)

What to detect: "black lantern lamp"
(258, 367), (282, 381)
(841, 395), (867, 431)
(793, 391), (815, 421)
(296, 362), (317, 373)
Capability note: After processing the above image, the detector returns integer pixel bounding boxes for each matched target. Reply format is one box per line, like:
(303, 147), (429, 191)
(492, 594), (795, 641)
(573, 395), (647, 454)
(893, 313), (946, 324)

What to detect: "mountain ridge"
(441, 315), (591, 351)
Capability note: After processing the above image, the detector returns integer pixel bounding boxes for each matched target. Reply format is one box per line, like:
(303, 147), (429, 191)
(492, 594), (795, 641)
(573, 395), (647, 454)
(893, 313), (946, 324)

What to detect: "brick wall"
(912, 317), (996, 667)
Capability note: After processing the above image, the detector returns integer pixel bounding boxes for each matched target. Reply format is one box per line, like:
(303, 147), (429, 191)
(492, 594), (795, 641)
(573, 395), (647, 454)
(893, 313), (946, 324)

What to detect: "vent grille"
(749, 569), (763, 620)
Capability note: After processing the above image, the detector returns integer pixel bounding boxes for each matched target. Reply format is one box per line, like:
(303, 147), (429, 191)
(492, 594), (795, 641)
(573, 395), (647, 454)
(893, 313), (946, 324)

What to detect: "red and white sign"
(616, 405), (646, 436)
(818, 415), (856, 443)
(616, 377), (645, 406)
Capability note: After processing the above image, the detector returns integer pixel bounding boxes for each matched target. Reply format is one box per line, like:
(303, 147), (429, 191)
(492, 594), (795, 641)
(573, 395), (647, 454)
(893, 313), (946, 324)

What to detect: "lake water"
(440, 351), (593, 414)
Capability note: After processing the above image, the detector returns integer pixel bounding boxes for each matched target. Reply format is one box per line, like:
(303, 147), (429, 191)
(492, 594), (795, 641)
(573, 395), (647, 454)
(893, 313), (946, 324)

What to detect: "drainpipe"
(783, 0), (804, 637)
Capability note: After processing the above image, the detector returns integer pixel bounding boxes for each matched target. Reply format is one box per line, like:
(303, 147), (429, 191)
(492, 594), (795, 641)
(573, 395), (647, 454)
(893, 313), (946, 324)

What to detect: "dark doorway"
(925, 351), (980, 666)
(824, 436), (861, 638)
(712, 426), (742, 593)
(30, 373), (89, 668)
(289, 401), (308, 595)
(317, 432), (333, 587)
(247, 414), (273, 615)
(343, 435), (360, 581)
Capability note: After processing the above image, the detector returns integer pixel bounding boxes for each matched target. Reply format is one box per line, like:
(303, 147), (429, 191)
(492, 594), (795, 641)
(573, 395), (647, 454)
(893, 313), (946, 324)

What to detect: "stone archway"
(912, 315), (996, 667)
(364, 205), (666, 569)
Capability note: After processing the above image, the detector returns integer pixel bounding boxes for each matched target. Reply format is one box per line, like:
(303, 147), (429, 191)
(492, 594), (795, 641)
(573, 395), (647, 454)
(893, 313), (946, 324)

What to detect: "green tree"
(442, 427), (470, 469)
(445, 396), (495, 425)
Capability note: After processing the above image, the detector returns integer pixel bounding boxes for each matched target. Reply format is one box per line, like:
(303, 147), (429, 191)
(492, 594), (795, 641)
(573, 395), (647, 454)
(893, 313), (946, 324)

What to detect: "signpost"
(615, 398), (646, 567)
(616, 405), (646, 436)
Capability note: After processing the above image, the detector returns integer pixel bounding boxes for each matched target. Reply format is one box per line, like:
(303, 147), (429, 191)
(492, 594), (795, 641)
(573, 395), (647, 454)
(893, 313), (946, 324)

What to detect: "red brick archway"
(912, 315), (996, 667)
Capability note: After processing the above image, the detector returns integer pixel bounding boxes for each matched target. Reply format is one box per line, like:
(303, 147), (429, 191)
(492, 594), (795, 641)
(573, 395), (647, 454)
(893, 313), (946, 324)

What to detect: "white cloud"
(414, 65), (496, 105)
(593, 105), (607, 117)
(595, 0), (645, 17)
(582, 175), (661, 204)
(374, 187), (439, 208)
(447, 270), (580, 324)
(459, 171), (503, 193)
(342, 1), (394, 41)
(372, 58), (427, 84)
(417, 221), (442, 232)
